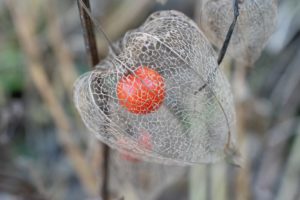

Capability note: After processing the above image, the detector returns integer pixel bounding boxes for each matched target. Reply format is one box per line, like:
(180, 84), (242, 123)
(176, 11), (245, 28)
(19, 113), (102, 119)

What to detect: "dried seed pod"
(74, 10), (239, 165)
(198, 0), (277, 66)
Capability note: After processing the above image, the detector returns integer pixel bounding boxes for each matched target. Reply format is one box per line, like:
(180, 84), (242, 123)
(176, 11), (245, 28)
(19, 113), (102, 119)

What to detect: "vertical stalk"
(77, 0), (99, 66)
(233, 65), (250, 200)
(205, 165), (212, 200)
(102, 144), (110, 199)
(77, 0), (110, 199)
(217, 0), (239, 65)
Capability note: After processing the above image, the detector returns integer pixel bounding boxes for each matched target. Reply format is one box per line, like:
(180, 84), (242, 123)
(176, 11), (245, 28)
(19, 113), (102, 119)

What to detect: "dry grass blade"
(45, 0), (78, 100)
(274, 120), (300, 200)
(254, 118), (298, 200)
(5, 0), (97, 196)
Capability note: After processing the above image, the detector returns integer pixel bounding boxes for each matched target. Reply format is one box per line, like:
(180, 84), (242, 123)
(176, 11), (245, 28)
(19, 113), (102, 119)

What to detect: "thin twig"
(78, 0), (118, 55)
(77, 0), (110, 199)
(101, 144), (110, 199)
(195, 0), (239, 94)
(77, 0), (100, 66)
(217, 0), (240, 65)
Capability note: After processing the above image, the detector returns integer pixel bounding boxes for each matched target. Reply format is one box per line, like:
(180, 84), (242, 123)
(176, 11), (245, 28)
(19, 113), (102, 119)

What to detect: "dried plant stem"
(189, 164), (227, 200)
(101, 144), (110, 199)
(205, 165), (212, 200)
(45, 1), (78, 99)
(5, 0), (97, 196)
(211, 164), (227, 200)
(77, 0), (110, 199)
(189, 165), (207, 200)
(275, 122), (300, 200)
(195, 0), (239, 96)
(217, 0), (239, 65)
(233, 65), (250, 200)
(77, 0), (99, 66)
(78, 0), (117, 55)
(44, 0), (85, 133)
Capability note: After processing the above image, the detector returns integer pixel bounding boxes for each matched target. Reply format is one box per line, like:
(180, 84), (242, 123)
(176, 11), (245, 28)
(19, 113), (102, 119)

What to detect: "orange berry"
(117, 66), (165, 114)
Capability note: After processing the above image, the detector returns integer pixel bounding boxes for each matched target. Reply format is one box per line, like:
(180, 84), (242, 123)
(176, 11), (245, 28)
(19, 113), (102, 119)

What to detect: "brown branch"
(217, 0), (239, 65)
(77, 0), (99, 66)
(101, 144), (110, 200)
(77, 0), (110, 199)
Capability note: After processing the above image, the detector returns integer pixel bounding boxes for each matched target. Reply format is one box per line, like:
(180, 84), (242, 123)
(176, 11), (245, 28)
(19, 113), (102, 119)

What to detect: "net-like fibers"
(198, 0), (277, 66)
(74, 10), (238, 165)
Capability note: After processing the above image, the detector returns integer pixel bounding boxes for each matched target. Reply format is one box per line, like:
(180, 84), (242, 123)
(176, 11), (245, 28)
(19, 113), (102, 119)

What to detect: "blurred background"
(0, 0), (300, 199)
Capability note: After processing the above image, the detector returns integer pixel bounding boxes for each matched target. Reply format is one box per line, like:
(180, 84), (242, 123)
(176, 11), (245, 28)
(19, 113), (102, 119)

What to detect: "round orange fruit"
(117, 66), (165, 114)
